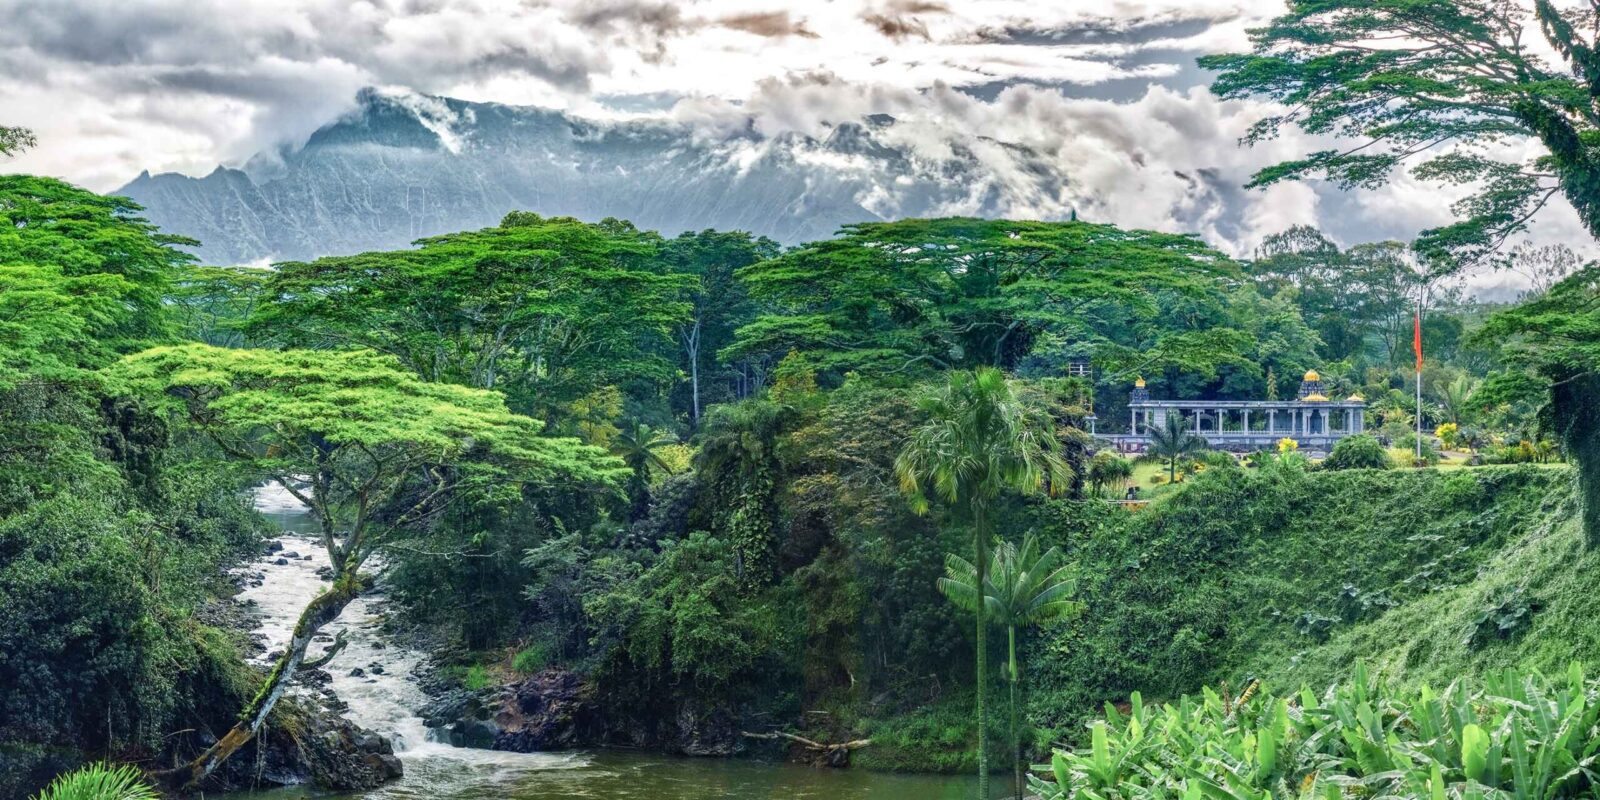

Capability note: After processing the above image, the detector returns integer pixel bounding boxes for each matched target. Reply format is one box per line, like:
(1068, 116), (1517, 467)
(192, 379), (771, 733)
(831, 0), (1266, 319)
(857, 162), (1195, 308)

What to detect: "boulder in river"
(492, 669), (604, 752)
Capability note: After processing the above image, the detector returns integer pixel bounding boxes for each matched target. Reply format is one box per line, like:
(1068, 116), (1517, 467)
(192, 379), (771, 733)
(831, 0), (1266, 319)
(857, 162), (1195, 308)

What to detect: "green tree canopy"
(248, 212), (694, 417)
(0, 176), (195, 344)
(1203, 1), (1600, 263)
(662, 229), (780, 424)
(727, 218), (1244, 379)
(0, 125), (34, 157)
(103, 343), (627, 788)
(1477, 266), (1600, 543)
(0, 264), (137, 385)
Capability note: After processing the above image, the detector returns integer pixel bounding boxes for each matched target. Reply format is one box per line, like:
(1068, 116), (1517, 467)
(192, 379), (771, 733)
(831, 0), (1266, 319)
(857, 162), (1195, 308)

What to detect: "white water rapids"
(239, 482), (586, 798)
(237, 482), (978, 799)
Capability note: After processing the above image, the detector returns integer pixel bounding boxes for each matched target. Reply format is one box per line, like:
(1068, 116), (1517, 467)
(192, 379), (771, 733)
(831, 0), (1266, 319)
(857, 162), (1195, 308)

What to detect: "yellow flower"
(1277, 437), (1298, 454)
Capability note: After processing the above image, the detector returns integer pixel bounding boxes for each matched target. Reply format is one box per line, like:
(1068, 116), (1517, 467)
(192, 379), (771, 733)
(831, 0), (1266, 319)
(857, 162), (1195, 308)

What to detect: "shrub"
(1397, 432), (1441, 465)
(31, 763), (156, 800)
(511, 644), (549, 675)
(1030, 664), (1600, 800)
(1321, 434), (1392, 470)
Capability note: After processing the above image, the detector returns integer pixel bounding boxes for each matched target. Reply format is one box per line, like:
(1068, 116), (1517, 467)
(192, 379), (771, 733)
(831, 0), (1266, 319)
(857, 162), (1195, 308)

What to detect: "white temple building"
(1105, 370), (1367, 453)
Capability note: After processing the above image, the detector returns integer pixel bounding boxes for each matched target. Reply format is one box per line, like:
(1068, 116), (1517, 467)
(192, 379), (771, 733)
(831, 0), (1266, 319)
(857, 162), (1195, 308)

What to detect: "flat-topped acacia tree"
(104, 343), (627, 789)
(247, 213), (693, 416)
(725, 217), (1246, 378)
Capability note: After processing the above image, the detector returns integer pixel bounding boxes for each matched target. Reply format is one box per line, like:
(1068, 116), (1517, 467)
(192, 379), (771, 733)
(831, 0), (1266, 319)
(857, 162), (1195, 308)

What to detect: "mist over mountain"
(118, 88), (1071, 264)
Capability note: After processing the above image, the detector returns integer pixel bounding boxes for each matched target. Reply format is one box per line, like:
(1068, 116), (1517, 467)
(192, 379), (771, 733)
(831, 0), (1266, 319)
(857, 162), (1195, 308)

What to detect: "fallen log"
(741, 730), (872, 766)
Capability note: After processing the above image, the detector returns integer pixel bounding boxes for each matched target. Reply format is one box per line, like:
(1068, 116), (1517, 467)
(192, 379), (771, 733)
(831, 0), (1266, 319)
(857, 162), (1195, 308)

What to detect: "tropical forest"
(8, 2), (1600, 800)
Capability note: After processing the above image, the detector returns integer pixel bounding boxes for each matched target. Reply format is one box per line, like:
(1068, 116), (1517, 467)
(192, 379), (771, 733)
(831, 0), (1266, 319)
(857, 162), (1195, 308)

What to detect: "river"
(238, 484), (979, 799)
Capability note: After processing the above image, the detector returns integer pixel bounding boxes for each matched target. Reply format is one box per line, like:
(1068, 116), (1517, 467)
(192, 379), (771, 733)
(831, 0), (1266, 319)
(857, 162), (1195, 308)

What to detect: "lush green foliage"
(248, 212), (694, 417)
(1480, 267), (1600, 543)
(0, 177), (271, 796)
(729, 218), (1247, 378)
(1204, 1), (1600, 262)
(31, 763), (157, 800)
(940, 532), (1078, 799)
(1033, 664), (1600, 800)
(897, 368), (1073, 796)
(1033, 465), (1576, 738)
(1322, 434), (1393, 471)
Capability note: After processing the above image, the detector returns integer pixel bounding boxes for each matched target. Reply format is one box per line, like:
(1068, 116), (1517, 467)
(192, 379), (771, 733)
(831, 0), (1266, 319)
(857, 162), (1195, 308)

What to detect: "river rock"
(265, 540), (284, 554)
(297, 711), (404, 790)
(274, 557), (290, 566)
(673, 702), (740, 757)
(491, 669), (603, 752)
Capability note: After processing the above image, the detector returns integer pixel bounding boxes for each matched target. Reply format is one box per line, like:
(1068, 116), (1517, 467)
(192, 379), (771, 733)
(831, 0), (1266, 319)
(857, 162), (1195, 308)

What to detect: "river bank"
(236, 483), (979, 799)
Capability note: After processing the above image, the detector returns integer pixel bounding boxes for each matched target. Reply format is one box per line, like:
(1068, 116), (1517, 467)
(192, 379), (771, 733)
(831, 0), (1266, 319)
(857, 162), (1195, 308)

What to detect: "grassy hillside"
(1031, 463), (1583, 740)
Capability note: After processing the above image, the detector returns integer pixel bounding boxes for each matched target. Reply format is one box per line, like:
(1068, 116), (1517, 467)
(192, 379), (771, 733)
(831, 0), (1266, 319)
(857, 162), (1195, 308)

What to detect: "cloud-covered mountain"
(118, 88), (1073, 264)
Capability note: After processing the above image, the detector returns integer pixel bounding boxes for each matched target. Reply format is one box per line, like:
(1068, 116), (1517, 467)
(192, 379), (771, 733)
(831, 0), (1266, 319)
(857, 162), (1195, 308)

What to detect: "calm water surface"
(242, 484), (978, 800)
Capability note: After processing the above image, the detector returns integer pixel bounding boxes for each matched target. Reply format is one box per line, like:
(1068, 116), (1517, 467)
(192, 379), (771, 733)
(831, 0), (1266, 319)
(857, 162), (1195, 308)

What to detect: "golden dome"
(1347, 392), (1365, 402)
(1134, 377), (1146, 388)
(1304, 392), (1329, 402)
(1304, 369), (1321, 382)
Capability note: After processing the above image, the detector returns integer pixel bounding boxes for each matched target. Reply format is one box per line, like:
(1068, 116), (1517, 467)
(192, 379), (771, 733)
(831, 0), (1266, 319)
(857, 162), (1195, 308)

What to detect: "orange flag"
(1413, 312), (1423, 372)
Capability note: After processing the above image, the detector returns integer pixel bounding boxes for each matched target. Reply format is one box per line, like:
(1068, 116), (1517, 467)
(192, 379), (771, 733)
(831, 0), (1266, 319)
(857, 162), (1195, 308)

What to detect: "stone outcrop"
(417, 667), (744, 758)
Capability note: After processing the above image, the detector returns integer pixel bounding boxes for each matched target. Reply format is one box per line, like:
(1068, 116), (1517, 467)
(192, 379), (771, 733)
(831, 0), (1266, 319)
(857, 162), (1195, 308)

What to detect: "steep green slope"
(1032, 464), (1581, 738)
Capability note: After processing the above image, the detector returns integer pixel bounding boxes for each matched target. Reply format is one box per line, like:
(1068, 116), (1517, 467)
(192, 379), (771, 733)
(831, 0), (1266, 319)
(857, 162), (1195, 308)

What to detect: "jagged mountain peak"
(118, 88), (1066, 265)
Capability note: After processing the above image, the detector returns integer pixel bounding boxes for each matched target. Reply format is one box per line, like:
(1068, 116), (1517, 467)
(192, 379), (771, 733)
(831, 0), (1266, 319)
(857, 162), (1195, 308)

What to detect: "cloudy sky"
(0, 0), (1590, 289)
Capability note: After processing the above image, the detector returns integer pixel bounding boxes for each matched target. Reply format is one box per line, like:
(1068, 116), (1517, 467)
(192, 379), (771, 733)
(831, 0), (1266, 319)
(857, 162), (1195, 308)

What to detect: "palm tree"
(1142, 413), (1208, 482)
(612, 421), (677, 520)
(940, 533), (1079, 800)
(896, 367), (1071, 799)
(1436, 374), (1479, 426)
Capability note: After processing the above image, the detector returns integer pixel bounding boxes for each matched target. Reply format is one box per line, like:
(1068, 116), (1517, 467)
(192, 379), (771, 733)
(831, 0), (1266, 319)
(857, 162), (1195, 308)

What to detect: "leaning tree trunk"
(973, 506), (990, 800)
(160, 575), (364, 791)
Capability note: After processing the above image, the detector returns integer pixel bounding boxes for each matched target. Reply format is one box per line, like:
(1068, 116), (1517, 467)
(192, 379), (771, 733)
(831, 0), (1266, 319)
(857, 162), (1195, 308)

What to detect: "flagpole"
(1415, 299), (1423, 464)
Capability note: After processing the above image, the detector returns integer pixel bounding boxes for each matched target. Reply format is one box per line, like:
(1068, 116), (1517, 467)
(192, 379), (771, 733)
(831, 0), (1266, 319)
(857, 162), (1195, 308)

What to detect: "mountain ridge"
(118, 88), (1071, 264)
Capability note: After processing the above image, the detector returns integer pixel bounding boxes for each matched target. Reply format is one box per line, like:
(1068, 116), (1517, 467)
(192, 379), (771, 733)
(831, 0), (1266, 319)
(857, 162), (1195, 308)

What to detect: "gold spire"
(1134, 377), (1146, 388)
(1304, 392), (1329, 402)
(1347, 392), (1365, 402)
(1304, 369), (1320, 382)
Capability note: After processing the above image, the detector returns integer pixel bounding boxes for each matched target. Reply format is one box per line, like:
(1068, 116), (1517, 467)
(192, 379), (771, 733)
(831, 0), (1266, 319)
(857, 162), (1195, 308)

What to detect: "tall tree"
(613, 420), (677, 520)
(1478, 266), (1600, 544)
(0, 176), (196, 347)
(896, 368), (1071, 799)
(1509, 242), (1582, 298)
(662, 230), (780, 425)
(249, 212), (693, 418)
(727, 218), (1242, 378)
(104, 344), (625, 788)
(1203, 1), (1600, 263)
(939, 533), (1078, 800)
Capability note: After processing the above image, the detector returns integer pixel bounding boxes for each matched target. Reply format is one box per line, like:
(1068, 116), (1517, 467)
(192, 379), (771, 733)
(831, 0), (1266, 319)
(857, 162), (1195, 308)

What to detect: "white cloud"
(0, 0), (1592, 287)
